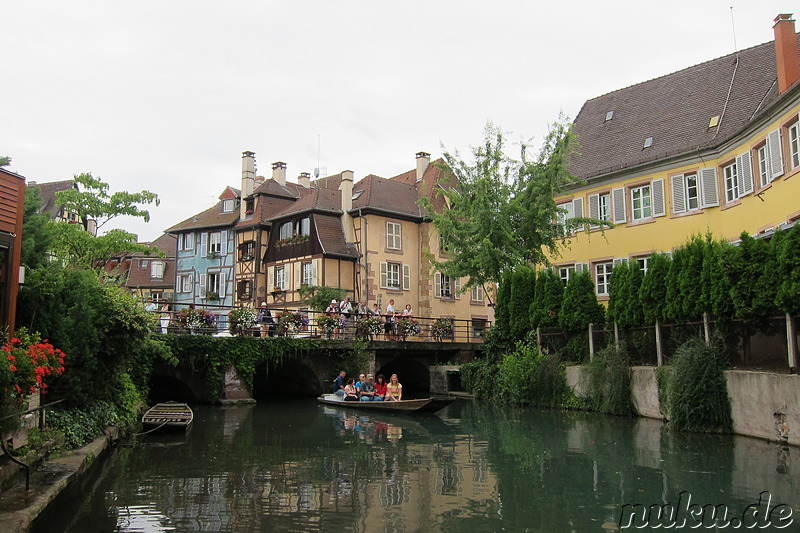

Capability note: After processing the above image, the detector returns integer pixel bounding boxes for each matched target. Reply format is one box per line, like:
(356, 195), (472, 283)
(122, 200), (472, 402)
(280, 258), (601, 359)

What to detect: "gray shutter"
(572, 198), (584, 218)
(220, 231), (228, 256)
(588, 193), (600, 228)
(187, 273), (193, 293)
(767, 128), (784, 180)
(671, 174), (686, 214)
(737, 152), (754, 196)
(219, 272), (226, 297)
(434, 272), (441, 297)
(651, 178), (666, 217)
(699, 168), (719, 208)
(199, 273), (207, 298)
(201, 232), (208, 256)
(380, 262), (388, 289)
(612, 187), (627, 224)
(402, 264), (411, 290)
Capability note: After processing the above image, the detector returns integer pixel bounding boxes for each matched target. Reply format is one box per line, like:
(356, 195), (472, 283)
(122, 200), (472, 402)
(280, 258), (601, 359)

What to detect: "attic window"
(605, 111), (614, 121)
(643, 137), (654, 149)
(709, 115), (720, 128)
(222, 199), (235, 213)
(352, 190), (364, 200)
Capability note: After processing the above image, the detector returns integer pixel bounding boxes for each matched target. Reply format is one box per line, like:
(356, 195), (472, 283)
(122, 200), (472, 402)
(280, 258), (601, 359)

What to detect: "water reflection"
(34, 400), (800, 532)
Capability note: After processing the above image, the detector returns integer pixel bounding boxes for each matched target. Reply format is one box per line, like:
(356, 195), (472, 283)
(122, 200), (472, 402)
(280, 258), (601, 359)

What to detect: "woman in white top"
(401, 304), (413, 317)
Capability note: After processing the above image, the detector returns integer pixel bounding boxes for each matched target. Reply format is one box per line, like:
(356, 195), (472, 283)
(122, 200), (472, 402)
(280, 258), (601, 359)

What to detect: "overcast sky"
(2, 1), (793, 241)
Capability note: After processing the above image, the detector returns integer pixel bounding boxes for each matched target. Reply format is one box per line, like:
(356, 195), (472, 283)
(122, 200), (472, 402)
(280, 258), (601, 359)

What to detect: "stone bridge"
(149, 339), (483, 403)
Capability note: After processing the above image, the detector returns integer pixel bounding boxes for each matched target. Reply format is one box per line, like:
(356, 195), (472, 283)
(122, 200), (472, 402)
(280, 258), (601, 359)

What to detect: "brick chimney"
(241, 151), (255, 219)
(272, 161), (287, 186)
(298, 172), (311, 188)
(416, 152), (430, 182)
(774, 14), (800, 94)
(340, 170), (355, 242)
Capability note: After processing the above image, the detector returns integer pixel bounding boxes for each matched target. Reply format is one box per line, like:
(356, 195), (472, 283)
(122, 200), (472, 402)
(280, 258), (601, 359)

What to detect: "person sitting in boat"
(355, 373), (366, 396)
(332, 370), (347, 397)
(343, 379), (359, 401)
(359, 374), (378, 401)
(374, 374), (387, 401)
(385, 373), (402, 402)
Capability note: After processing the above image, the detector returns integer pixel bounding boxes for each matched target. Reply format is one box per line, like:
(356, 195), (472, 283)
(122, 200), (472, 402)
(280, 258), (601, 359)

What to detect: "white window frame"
(301, 261), (314, 286)
(275, 265), (287, 290)
(557, 201), (574, 229)
(180, 233), (195, 251)
(559, 265), (574, 286)
(386, 222), (402, 250)
(630, 185), (652, 220)
(757, 145), (770, 188)
(297, 217), (310, 236)
(470, 285), (484, 303)
(595, 261), (613, 297)
(790, 121), (800, 169)
(635, 256), (650, 275)
(222, 199), (235, 213)
(150, 261), (165, 280)
(598, 193), (611, 222)
(440, 273), (453, 298)
(724, 161), (739, 203)
(209, 232), (222, 254)
(178, 274), (193, 293)
(386, 262), (401, 290)
(207, 272), (220, 295)
(279, 222), (292, 240)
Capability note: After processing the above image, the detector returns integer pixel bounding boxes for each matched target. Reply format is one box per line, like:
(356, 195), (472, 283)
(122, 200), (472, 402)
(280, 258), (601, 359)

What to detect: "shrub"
(460, 358), (498, 400)
(658, 337), (732, 433)
(497, 342), (567, 407)
(585, 343), (634, 415)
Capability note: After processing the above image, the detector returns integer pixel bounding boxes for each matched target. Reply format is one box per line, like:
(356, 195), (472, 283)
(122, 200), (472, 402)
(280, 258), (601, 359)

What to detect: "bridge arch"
(148, 364), (204, 403)
(375, 358), (431, 396)
(252, 359), (323, 399)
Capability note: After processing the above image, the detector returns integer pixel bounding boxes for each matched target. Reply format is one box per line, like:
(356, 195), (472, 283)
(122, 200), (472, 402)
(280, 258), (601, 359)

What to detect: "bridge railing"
(148, 304), (490, 343)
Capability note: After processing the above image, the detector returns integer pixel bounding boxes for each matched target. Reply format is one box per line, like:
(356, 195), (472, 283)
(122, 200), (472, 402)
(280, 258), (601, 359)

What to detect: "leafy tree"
(509, 266), (535, 340)
(530, 268), (563, 330)
(492, 270), (513, 339)
(774, 225), (800, 315)
(51, 224), (155, 270)
(559, 271), (605, 333)
(55, 172), (160, 233)
(0, 156), (10, 167)
(298, 285), (346, 312)
(639, 253), (671, 324)
(20, 187), (56, 271)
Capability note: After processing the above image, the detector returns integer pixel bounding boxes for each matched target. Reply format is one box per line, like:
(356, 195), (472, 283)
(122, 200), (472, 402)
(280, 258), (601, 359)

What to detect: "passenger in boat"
(343, 379), (359, 401)
(332, 370), (347, 397)
(359, 374), (378, 401)
(374, 374), (387, 401)
(385, 373), (402, 401)
(355, 373), (366, 396)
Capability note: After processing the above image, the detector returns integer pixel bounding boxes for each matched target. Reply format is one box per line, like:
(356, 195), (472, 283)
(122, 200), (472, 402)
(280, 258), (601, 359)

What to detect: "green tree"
(20, 187), (55, 271)
(56, 172), (160, 233)
(492, 270), (513, 339)
(0, 156), (10, 167)
(529, 268), (563, 330)
(607, 261), (644, 328)
(705, 238), (735, 321)
(639, 253), (671, 324)
(509, 266), (535, 340)
(559, 271), (605, 333)
(774, 225), (800, 314)
(298, 285), (346, 312)
(729, 232), (778, 323)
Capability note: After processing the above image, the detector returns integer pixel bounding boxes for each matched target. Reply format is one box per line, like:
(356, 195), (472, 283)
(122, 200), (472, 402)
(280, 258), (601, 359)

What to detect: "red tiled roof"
(167, 200), (239, 232)
(269, 188), (341, 221)
(353, 175), (422, 219)
(570, 37), (797, 180)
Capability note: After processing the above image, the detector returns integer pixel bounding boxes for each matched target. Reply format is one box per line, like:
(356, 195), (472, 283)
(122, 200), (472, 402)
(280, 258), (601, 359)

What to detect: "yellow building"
(553, 14), (800, 301)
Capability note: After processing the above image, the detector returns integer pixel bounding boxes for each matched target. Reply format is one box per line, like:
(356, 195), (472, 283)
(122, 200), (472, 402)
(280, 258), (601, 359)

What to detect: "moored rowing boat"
(142, 402), (194, 432)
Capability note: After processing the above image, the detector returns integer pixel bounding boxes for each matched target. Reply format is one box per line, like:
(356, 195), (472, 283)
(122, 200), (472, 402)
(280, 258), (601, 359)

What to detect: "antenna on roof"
(729, 6), (738, 53)
(315, 133), (321, 179)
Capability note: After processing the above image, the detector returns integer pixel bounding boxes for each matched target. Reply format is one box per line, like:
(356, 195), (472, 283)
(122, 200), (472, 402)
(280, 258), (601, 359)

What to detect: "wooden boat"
(317, 394), (455, 413)
(142, 402), (193, 432)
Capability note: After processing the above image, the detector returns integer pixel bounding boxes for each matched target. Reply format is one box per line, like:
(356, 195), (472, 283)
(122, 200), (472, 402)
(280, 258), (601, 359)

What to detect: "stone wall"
(429, 366), (461, 395)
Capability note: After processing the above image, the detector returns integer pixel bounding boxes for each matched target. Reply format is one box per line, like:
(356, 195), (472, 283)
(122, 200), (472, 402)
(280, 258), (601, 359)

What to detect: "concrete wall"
(567, 365), (800, 446)
(429, 365), (460, 395)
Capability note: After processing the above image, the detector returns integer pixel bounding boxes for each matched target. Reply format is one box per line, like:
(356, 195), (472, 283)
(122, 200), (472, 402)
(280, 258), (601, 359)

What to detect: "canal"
(34, 400), (800, 532)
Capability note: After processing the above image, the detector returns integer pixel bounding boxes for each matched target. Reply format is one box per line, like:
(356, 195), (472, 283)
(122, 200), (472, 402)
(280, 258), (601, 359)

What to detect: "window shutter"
(454, 278), (462, 299)
(434, 272), (442, 298)
(380, 262), (388, 289)
(219, 272), (226, 297)
(177, 233), (183, 250)
(220, 231), (227, 256)
(575, 262), (588, 273)
(650, 179), (666, 217)
(699, 168), (719, 208)
(187, 273), (193, 293)
(612, 187), (627, 224)
(572, 198), (584, 218)
(588, 194), (600, 228)
(199, 274), (207, 298)
(737, 152), (754, 196)
(671, 174), (686, 213)
(767, 128), (784, 180)
(312, 260), (319, 286)
(186, 232), (195, 251)
(402, 264), (410, 290)
(294, 262), (301, 291)
(267, 266), (274, 289)
(201, 233), (208, 256)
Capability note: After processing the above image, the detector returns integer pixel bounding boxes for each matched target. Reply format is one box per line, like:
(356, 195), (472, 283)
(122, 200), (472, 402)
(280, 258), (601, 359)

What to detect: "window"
(150, 261), (165, 279)
(279, 222), (292, 240)
(245, 199), (254, 214)
(222, 199), (235, 213)
(239, 241), (255, 261)
(435, 273), (461, 299)
(724, 161), (739, 203)
(789, 121), (800, 169)
(635, 256), (650, 275)
(179, 232), (195, 251)
(631, 185), (651, 220)
(207, 273), (220, 296)
(671, 173), (699, 213)
(297, 217), (310, 236)
(274, 266), (287, 290)
(557, 202), (574, 228)
(386, 263), (401, 289)
(178, 274), (193, 293)
(209, 232), (222, 254)
(439, 273), (452, 298)
(386, 222), (402, 250)
(595, 262), (613, 297)
(559, 266), (574, 286)
(140, 260), (149, 269)
(472, 318), (487, 339)
(598, 193), (611, 222)
(380, 262), (410, 290)
(237, 280), (252, 300)
(757, 145), (770, 188)
(301, 262), (314, 286)
(470, 285), (484, 303)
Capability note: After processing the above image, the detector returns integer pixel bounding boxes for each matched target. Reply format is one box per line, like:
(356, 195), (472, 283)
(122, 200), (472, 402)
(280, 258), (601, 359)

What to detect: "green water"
(33, 400), (800, 532)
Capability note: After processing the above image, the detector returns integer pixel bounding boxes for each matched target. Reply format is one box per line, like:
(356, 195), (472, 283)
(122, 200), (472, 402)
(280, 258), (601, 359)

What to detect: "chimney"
(298, 172), (311, 188)
(340, 170), (355, 242)
(774, 14), (800, 93)
(272, 161), (287, 186)
(416, 152), (430, 182)
(241, 151), (255, 219)
(254, 175), (265, 187)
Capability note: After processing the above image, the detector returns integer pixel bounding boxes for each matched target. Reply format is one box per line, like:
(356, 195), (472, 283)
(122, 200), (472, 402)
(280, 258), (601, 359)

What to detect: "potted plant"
(228, 307), (258, 336)
(206, 250), (220, 260)
(317, 315), (339, 338)
(356, 316), (383, 340)
(397, 317), (421, 340)
(431, 318), (454, 341)
(205, 291), (221, 302)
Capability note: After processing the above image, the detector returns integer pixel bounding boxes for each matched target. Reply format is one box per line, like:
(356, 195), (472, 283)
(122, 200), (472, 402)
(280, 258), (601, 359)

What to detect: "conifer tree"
(560, 271), (605, 333)
(509, 266), (536, 340)
(639, 253), (671, 324)
(530, 268), (563, 330)
(774, 225), (800, 315)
